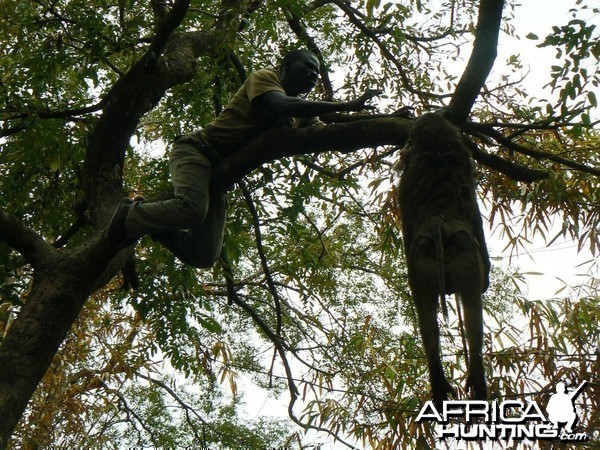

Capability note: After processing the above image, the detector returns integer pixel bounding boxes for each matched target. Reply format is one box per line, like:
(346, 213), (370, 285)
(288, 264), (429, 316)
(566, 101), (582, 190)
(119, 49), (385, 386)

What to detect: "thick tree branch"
(211, 117), (549, 190)
(449, 0), (504, 124)
(467, 142), (549, 182)
(150, 0), (169, 18)
(147, 0), (192, 60)
(0, 34), (226, 431)
(82, 28), (219, 226)
(0, 210), (59, 269)
(213, 118), (413, 190)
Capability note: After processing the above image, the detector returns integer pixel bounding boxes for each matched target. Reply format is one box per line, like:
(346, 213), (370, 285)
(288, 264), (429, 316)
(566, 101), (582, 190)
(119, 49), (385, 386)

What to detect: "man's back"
(204, 68), (289, 153)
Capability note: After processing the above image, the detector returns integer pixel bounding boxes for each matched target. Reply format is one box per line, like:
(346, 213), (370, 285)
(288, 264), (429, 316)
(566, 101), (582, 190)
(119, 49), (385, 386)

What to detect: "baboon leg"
(409, 237), (455, 405)
(447, 231), (488, 400)
(414, 291), (456, 405)
(462, 289), (487, 400)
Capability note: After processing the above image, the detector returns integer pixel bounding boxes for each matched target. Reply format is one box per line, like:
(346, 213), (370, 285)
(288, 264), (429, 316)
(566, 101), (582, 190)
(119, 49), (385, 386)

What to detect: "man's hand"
(391, 105), (415, 119)
(345, 89), (383, 112)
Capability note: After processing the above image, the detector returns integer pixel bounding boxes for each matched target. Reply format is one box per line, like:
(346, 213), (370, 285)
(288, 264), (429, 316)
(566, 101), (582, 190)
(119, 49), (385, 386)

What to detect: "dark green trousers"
(124, 132), (227, 268)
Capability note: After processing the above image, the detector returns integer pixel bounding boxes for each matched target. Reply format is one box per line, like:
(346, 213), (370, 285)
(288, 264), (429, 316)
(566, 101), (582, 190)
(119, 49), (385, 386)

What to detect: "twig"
(330, 0), (440, 101)
(99, 379), (159, 447)
(137, 373), (210, 443)
(239, 181), (284, 335)
(228, 292), (299, 397)
(467, 122), (600, 176)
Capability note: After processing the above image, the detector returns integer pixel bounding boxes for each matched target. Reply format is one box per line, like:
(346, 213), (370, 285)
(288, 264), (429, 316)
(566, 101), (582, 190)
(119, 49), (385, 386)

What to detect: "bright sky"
(488, 1), (599, 301)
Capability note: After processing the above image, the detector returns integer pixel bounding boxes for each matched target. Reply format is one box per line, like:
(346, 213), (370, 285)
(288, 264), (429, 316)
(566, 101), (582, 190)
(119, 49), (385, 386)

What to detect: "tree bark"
(0, 19), (219, 446)
(0, 230), (125, 447)
(213, 118), (413, 189)
(449, 0), (504, 124)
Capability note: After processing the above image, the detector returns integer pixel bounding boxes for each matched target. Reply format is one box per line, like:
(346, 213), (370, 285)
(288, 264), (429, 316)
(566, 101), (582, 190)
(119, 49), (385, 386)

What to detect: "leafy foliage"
(1, 0), (598, 448)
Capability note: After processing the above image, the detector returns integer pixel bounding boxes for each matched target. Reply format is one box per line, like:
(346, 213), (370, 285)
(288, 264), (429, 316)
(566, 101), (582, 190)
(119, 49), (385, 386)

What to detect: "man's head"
(280, 49), (320, 96)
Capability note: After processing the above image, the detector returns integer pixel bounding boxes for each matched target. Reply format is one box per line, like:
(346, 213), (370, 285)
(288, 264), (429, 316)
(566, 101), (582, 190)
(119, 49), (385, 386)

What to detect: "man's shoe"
(108, 198), (137, 246)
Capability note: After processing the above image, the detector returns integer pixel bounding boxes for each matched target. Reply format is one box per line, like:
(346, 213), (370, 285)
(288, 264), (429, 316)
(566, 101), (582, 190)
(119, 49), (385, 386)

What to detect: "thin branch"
(239, 181), (284, 336)
(327, 0), (444, 100)
(287, 395), (359, 450)
(227, 292), (299, 398)
(467, 122), (600, 176)
(219, 248), (241, 306)
(300, 210), (327, 261)
(52, 200), (90, 248)
(298, 145), (402, 187)
(32, 0), (77, 25)
(0, 121), (32, 137)
(99, 379), (159, 447)
(319, 105), (415, 123)
(404, 29), (457, 43)
(282, 5), (335, 100)
(237, 291), (336, 377)
(136, 373), (207, 443)
(237, 0), (263, 32)
(4, 98), (107, 121)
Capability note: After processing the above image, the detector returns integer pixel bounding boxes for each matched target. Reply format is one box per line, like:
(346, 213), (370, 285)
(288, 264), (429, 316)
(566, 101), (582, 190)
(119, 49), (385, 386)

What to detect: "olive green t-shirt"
(203, 68), (321, 155)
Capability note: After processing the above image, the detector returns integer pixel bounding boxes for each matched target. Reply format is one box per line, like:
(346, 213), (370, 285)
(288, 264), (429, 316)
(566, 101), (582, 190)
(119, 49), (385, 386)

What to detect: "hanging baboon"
(397, 109), (491, 405)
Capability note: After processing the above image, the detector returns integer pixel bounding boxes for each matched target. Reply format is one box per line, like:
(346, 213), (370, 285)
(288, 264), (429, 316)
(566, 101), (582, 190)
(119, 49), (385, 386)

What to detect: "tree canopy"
(0, 0), (598, 448)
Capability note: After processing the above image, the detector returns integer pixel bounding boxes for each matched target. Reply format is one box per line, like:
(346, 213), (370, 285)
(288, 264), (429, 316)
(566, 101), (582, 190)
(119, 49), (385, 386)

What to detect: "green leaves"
(2, 0), (599, 448)
(542, 18), (599, 124)
(198, 314), (223, 334)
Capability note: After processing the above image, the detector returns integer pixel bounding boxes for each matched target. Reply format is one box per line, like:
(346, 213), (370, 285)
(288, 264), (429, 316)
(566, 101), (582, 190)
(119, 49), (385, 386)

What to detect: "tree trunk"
(0, 237), (120, 448)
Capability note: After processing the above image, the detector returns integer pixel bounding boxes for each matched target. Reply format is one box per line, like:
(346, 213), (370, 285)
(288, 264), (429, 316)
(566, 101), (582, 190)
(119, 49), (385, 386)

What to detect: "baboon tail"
(430, 217), (449, 321)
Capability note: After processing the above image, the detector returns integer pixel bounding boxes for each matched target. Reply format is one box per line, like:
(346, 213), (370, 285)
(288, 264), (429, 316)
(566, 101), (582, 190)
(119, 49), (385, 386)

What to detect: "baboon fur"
(397, 110), (491, 404)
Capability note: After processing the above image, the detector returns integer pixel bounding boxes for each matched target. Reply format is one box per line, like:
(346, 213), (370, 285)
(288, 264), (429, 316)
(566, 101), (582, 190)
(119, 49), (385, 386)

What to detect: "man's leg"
(123, 134), (213, 238)
(152, 189), (227, 268)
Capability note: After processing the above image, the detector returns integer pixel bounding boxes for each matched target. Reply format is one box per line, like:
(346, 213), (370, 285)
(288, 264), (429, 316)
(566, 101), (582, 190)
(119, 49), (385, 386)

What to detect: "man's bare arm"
(254, 89), (381, 118)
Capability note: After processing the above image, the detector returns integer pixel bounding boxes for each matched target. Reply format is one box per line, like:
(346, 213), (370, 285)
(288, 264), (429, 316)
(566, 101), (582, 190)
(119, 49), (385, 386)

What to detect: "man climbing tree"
(108, 49), (381, 267)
